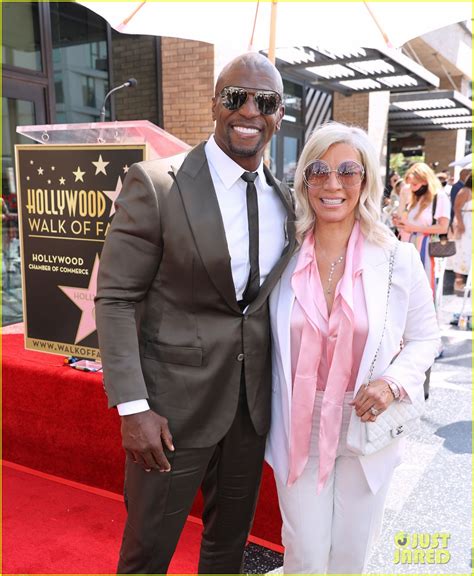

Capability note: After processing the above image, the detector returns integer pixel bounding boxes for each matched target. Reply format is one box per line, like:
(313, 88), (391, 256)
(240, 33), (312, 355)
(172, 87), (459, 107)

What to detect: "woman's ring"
(370, 406), (379, 416)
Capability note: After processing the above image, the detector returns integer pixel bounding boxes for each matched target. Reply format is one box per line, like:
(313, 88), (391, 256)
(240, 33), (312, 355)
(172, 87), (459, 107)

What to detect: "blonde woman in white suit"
(265, 122), (440, 574)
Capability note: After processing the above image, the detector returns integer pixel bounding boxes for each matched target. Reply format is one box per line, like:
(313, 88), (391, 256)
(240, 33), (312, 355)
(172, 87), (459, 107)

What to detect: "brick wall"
(110, 34), (214, 146)
(439, 76), (465, 92)
(111, 32), (159, 124)
(161, 38), (215, 146)
(332, 92), (369, 130)
(422, 130), (462, 171)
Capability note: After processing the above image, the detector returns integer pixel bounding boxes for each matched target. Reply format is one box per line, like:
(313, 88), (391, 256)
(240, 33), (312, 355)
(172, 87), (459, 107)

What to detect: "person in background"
(392, 175), (411, 242)
(450, 167), (472, 225)
(452, 175), (472, 294)
(391, 178), (404, 205)
(382, 178), (404, 234)
(393, 162), (450, 297)
(383, 170), (400, 201)
(266, 122), (440, 574)
(436, 171), (452, 197)
(95, 53), (295, 574)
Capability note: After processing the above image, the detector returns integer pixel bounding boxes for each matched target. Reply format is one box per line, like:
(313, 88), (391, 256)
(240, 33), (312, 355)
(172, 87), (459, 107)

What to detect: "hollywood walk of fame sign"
(15, 144), (147, 360)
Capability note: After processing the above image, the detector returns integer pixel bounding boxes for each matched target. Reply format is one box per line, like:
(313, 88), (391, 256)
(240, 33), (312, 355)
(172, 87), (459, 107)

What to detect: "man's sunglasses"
(219, 86), (282, 115)
(303, 159), (365, 189)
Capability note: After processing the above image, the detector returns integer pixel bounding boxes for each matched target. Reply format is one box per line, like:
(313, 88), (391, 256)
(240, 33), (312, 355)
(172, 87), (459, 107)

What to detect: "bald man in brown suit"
(95, 53), (296, 574)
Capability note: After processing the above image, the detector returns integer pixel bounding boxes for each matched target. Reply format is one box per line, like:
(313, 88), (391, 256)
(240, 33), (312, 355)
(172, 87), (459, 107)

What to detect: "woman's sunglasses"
(219, 86), (282, 115)
(303, 159), (365, 189)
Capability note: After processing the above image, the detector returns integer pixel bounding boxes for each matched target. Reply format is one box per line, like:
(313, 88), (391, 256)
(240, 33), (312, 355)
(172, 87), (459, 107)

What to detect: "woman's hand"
(454, 221), (466, 239)
(395, 220), (418, 234)
(391, 214), (401, 227)
(350, 379), (396, 422)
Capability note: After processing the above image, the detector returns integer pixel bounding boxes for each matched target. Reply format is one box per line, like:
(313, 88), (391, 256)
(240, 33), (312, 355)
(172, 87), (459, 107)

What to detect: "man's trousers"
(117, 380), (266, 574)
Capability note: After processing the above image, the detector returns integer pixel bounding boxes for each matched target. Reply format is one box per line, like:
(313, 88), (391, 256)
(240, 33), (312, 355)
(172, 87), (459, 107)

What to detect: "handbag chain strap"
(365, 244), (398, 386)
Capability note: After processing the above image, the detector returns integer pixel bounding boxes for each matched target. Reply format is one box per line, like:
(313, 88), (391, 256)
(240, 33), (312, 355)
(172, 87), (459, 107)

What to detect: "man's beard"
(227, 133), (266, 158)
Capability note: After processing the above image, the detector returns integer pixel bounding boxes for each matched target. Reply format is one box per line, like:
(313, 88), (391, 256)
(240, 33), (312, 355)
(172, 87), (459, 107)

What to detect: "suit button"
(237, 353), (245, 362)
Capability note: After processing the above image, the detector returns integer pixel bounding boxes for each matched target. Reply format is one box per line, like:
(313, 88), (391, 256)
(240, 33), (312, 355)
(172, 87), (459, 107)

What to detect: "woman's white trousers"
(275, 392), (393, 574)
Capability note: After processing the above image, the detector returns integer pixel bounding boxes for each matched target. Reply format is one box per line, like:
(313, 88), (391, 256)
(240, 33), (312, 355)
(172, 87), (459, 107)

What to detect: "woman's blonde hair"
(293, 121), (392, 245)
(405, 162), (441, 217)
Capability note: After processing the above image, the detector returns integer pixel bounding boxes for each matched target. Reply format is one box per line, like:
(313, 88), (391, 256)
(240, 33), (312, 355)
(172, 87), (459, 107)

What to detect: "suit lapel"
(173, 144), (296, 314)
(264, 167), (294, 213)
(172, 143), (239, 312)
(354, 240), (392, 393)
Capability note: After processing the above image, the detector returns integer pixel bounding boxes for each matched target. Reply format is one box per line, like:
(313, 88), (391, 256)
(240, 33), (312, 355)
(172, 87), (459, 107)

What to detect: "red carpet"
(2, 461), (201, 574)
(3, 332), (283, 545)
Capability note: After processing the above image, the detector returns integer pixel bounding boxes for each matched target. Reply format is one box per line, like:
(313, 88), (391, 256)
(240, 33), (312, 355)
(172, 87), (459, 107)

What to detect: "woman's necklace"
(315, 247), (346, 295)
(325, 254), (345, 295)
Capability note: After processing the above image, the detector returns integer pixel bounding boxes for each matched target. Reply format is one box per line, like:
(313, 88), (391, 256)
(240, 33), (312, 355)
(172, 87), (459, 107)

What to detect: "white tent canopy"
(78, 2), (472, 54)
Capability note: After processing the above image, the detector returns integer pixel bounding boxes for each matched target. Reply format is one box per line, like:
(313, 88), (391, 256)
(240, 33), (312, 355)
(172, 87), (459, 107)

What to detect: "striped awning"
(389, 90), (472, 132)
(266, 45), (439, 95)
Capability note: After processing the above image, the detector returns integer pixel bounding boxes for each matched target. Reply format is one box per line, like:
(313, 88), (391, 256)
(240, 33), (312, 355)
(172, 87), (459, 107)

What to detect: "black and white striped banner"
(305, 88), (332, 141)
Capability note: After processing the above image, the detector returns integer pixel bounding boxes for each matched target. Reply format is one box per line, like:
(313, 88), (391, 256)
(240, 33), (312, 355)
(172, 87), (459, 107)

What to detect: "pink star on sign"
(103, 175), (123, 217)
(58, 254), (100, 344)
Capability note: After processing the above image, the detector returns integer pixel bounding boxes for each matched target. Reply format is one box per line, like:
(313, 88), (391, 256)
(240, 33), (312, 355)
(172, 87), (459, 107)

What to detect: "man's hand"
(121, 410), (174, 472)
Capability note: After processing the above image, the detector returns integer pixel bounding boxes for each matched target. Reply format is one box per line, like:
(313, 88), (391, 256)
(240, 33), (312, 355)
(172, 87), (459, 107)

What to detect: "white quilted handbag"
(346, 245), (424, 456)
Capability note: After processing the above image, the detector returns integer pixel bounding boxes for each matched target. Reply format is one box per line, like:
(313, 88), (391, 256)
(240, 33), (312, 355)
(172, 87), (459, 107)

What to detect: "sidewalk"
(366, 292), (472, 574)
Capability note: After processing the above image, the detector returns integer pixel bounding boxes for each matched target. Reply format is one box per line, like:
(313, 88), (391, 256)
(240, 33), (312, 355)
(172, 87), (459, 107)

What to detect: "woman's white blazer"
(265, 238), (440, 494)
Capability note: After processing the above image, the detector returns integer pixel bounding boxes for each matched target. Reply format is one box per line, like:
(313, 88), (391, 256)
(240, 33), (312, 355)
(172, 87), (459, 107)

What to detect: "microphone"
(99, 78), (138, 122)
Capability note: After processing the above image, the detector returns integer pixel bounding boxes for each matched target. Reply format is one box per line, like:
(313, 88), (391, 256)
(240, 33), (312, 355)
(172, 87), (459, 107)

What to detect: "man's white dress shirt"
(118, 135), (287, 415)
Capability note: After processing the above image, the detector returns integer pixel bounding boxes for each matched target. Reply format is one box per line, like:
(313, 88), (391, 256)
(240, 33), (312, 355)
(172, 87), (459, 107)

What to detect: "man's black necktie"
(239, 171), (260, 311)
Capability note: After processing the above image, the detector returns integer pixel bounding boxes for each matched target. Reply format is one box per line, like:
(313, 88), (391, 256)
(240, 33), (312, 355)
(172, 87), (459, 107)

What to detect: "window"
(82, 76), (96, 108)
(50, 2), (109, 122)
(282, 80), (303, 124)
(2, 2), (42, 71)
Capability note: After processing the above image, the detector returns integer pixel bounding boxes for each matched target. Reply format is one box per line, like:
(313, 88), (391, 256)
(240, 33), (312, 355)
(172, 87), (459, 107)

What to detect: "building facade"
(1, 2), (471, 325)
